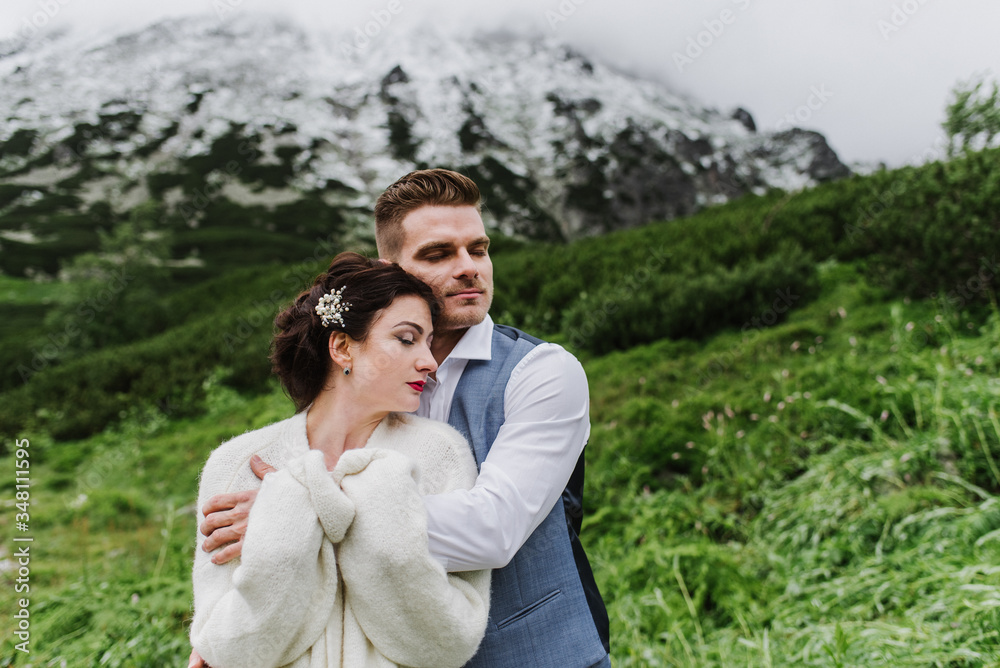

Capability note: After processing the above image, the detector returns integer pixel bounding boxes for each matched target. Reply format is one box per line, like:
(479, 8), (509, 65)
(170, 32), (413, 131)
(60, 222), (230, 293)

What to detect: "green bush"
(845, 148), (1000, 304)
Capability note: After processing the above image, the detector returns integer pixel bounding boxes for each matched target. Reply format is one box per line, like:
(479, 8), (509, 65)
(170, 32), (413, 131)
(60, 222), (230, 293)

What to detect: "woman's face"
(349, 295), (437, 414)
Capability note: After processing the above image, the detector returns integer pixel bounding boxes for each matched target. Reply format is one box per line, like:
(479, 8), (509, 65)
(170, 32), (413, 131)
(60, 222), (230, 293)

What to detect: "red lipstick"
(407, 381), (426, 392)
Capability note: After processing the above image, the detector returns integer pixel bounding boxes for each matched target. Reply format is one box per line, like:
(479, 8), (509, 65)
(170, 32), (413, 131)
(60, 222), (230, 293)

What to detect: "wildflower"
(768, 415), (778, 423)
(849, 336), (857, 347)
(701, 466), (708, 475)
(965, 368), (974, 376)
(781, 369), (789, 378)
(815, 336), (824, 343)
(672, 452), (681, 460)
(672, 399), (680, 407)
(639, 376), (646, 385)
(736, 430), (745, 439)
(905, 322), (914, 331)
(880, 409), (889, 421)
(790, 341), (800, 351)
(803, 392), (812, 399)
(876, 375), (887, 385)
(800, 431), (808, 438)
(725, 404), (735, 418)
(686, 441), (695, 449)
(808, 346), (816, 354)
(975, 356), (984, 365)
(777, 402), (786, 411)
(838, 307), (847, 318)
(763, 392), (771, 402)
(131, 593), (140, 604)
(750, 413), (759, 421)
(900, 453), (912, 463)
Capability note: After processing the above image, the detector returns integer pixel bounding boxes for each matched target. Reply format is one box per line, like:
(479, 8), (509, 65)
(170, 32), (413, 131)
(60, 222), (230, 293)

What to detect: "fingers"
(250, 454), (277, 480)
(201, 525), (243, 553)
(199, 489), (257, 536)
(200, 490), (245, 517)
(188, 648), (206, 668)
(211, 538), (244, 565)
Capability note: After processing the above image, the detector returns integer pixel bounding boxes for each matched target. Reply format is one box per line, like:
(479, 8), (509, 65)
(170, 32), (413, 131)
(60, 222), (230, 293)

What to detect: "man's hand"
(199, 454), (275, 564)
(188, 648), (208, 668)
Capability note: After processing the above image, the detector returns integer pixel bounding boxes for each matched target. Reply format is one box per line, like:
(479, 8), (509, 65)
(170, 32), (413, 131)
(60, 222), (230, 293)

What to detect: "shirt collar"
(442, 313), (494, 363)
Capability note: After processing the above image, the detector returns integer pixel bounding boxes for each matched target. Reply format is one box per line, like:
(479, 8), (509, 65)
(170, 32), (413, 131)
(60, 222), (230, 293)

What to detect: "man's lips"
(448, 289), (483, 298)
(407, 381), (426, 392)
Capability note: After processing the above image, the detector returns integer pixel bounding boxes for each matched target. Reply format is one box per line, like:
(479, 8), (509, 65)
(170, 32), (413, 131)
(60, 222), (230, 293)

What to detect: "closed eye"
(396, 336), (415, 346)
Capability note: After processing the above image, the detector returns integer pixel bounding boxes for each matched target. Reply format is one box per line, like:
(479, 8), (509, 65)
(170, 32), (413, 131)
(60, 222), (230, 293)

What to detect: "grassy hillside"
(1, 149), (999, 666)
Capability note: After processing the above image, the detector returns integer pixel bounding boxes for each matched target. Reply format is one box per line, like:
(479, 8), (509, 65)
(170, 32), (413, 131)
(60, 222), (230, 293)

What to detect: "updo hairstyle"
(270, 251), (439, 411)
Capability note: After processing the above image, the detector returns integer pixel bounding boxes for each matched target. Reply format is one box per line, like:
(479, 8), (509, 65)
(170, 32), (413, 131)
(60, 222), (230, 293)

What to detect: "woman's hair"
(271, 252), (439, 411)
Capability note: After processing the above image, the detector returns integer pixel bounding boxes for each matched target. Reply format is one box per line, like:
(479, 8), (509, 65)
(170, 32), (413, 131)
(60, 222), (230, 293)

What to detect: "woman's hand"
(199, 455), (276, 564)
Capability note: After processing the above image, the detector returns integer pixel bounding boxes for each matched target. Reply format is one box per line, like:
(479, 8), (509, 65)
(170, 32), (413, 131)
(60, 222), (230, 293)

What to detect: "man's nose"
(453, 249), (479, 279)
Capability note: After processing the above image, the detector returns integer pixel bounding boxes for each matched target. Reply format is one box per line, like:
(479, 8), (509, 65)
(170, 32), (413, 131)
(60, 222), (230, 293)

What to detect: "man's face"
(395, 205), (494, 333)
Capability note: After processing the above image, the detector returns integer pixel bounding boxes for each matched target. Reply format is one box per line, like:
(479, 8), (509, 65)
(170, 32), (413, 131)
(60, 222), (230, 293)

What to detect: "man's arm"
(422, 343), (590, 571)
(189, 454), (274, 668)
(198, 455), (274, 563)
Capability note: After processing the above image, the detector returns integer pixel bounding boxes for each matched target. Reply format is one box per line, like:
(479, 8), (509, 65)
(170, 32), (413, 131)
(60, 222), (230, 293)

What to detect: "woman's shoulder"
(199, 414), (305, 498)
(381, 413), (467, 452)
(376, 414), (478, 493)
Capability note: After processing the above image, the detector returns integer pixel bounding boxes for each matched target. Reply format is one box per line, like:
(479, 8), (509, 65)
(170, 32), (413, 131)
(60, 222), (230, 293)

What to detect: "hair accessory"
(315, 286), (351, 328)
(343, 367), (351, 376)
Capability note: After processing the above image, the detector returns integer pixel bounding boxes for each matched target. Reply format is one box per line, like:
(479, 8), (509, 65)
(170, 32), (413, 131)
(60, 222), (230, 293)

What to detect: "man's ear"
(328, 332), (353, 370)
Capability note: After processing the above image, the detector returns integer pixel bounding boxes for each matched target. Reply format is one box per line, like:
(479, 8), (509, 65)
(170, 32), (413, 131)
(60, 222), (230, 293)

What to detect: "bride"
(190, 252), (490, 668)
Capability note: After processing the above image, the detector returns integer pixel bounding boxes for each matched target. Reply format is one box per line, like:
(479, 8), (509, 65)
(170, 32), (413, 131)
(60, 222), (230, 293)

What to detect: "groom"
(194, 169), (610, 667)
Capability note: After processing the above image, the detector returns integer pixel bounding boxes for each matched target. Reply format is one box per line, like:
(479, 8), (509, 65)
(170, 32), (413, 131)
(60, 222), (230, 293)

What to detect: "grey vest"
(448, 324), (610, 668)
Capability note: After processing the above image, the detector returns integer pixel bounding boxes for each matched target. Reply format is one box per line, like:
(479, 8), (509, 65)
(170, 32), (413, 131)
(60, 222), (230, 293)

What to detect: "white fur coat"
(190, 411), (490, 668)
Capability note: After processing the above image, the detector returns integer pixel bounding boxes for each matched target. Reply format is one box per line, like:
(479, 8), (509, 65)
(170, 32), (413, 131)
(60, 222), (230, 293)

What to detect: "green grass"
(2, 149), (1000, 666)
(2, 266), (999, 666)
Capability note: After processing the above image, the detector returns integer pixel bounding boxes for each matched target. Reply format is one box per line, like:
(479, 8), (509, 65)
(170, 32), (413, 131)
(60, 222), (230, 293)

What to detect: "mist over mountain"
(0, 13), (849, 277)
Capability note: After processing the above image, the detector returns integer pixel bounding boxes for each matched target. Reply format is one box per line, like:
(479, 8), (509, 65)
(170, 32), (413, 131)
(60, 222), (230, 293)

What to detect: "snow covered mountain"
(0, 13), (849, 275)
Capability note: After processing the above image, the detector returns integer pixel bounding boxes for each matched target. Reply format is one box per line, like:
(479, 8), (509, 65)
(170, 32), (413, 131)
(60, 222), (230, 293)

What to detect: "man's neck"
(430, 326), (470, 365)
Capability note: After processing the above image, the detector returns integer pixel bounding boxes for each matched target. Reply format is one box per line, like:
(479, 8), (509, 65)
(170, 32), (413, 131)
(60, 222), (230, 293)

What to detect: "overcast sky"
(3, 0), (998, 167)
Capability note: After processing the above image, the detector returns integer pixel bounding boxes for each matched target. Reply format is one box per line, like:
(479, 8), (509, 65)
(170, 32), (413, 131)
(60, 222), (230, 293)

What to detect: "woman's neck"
(305, 387), (387, 470)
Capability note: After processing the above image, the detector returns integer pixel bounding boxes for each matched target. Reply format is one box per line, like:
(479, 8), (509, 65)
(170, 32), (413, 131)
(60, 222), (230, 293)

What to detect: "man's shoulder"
(492, 322), (546, 347)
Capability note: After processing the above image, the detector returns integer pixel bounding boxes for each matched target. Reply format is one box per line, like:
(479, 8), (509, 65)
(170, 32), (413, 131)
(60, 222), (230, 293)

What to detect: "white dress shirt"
(419, 314), (592, 572)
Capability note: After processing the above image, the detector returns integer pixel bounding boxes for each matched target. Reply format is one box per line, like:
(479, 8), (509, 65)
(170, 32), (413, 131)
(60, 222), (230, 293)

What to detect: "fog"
(3, 0), (998, 166)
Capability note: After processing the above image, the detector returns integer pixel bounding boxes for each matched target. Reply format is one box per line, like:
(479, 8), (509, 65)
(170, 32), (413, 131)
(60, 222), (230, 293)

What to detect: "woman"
(190, 252), (490, 668)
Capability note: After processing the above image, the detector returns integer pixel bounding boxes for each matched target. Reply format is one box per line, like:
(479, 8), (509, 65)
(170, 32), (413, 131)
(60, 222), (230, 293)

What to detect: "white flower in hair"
(315, 286), (351, 328)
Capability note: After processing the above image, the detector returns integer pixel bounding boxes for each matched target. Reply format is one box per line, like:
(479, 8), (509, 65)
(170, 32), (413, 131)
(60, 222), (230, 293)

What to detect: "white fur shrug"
(190, 411), (490, 668)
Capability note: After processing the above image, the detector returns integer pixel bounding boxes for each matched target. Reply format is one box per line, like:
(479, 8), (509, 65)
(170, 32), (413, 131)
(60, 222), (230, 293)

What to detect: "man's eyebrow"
(414, 241), (452, 255)
(394, 321), (424, 334)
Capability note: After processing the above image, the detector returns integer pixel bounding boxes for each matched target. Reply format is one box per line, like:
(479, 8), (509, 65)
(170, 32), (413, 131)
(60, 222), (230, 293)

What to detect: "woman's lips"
(407, 381), (425, 392)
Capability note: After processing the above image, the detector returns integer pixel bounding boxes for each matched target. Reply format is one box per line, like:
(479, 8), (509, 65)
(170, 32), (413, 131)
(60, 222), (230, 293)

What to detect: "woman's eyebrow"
(394, 321), (424, 334)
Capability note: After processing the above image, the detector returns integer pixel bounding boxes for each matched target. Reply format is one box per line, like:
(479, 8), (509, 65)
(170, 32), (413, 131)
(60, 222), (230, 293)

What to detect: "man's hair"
(374, 169), (481, 260)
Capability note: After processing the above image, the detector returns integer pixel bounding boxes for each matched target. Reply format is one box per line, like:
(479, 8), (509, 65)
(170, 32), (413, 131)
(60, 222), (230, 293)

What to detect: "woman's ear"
(328, 332), (353, 371)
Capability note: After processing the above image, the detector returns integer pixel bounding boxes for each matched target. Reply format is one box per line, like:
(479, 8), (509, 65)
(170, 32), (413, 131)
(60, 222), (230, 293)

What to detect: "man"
(192, 169), (610, 667)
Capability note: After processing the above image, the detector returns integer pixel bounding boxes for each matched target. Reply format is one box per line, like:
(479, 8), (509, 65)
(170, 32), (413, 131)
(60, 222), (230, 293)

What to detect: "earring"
(343, 368), (351, 376)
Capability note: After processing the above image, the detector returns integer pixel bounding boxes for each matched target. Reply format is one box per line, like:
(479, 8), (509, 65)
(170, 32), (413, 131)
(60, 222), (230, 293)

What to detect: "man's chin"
(437, 306), (489, 331)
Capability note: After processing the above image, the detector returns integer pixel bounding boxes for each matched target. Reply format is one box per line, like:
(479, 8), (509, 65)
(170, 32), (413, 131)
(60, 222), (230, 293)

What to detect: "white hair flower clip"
(315, 286), (351, 328)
